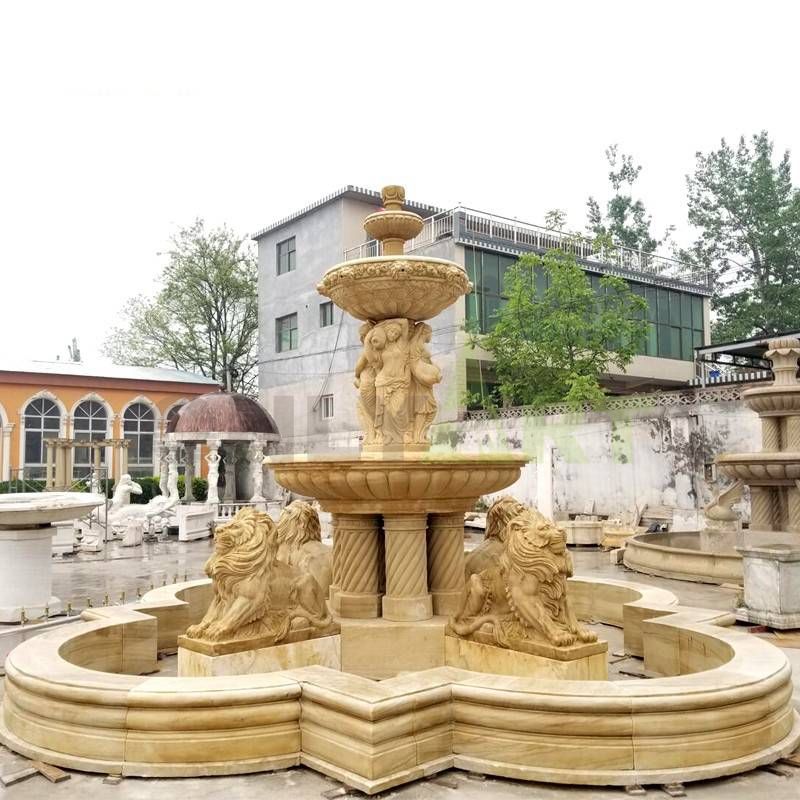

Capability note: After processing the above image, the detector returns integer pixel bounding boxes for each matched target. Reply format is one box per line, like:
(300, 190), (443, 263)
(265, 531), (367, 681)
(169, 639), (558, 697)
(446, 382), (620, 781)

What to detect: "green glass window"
(277, 237), (296, 275)
(646, 322), (658, 356)
(275, 313), (298, 352)
(657, 289), (670, 323)
(692, 296), (704, 331)
(681, 328), (694, 361)
(681, 293), (692, 328)
(319, 301), (334, 328)
(669, 291), (681, 326)
(645, 287), (658, 322)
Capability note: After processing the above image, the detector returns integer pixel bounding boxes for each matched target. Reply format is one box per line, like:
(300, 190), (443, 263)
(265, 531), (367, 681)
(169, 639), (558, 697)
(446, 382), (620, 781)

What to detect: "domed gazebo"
(165, 391), (280, 508)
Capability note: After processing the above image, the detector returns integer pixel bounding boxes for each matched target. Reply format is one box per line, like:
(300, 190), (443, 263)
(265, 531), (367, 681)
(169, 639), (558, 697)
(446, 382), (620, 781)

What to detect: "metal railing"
(343, 207), (712, 292)
(461, 384), (745, 421)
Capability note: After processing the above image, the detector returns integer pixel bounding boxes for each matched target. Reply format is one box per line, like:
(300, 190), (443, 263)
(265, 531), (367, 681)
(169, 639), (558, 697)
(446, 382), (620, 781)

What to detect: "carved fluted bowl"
(266, 453), (528, 514)
(317, 257), (472, 322)
(741, 385), (800, 416)
(716, 453), (800, 485)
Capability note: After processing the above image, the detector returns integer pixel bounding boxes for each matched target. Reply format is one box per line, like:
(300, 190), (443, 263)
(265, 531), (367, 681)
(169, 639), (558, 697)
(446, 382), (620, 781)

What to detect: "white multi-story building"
(254, 186), (712, 452)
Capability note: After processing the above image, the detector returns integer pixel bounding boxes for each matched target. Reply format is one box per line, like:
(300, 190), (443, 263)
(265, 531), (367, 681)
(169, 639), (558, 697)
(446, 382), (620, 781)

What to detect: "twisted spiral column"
(427, 513), (466, 616)
(330, 514), (382, 618)
(788, 483), (800, 534)
(750, 487), (776, 531)
(382, 514), (433, 622)
(785, 417), (800, 451)
(762, 417), (782, 451)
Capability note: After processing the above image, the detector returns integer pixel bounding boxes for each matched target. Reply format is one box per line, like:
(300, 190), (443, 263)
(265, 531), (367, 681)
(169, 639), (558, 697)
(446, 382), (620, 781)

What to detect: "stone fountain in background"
(716, 335), (800, 629)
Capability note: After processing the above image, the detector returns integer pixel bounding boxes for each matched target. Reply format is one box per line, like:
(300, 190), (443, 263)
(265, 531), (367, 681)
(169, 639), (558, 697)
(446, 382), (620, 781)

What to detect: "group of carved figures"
(188, 495), (594, 653)
(354, 318), (442, 447)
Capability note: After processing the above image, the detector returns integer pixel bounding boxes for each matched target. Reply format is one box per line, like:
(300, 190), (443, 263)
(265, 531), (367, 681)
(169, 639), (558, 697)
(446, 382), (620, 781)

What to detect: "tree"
(684, 132), (800, 342)
(104, 219), (259, 394)
(586, 145), (672, 253)
(478, 251), (647, 408)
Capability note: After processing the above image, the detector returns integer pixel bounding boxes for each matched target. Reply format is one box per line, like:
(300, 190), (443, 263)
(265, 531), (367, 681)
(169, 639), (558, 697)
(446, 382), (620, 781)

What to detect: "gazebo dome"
(167, 391), (279, 437)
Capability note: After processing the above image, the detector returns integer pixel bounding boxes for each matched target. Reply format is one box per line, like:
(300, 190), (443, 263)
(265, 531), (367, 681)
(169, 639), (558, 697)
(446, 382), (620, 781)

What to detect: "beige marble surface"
(178, 635), (341, 677)
(444, 635), (608, 680)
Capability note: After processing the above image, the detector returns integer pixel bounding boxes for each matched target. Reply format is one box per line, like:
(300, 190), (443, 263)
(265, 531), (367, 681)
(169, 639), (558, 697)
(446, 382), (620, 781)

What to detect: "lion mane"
(185, 506), (332, 644)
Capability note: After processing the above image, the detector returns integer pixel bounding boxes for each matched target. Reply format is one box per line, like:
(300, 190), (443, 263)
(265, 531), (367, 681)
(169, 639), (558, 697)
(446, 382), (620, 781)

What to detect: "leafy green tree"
(587, 145), (672, 253)
(104, 219), (258, 394)
(478, 251), (647, 408)
(684, 132), (800, 341)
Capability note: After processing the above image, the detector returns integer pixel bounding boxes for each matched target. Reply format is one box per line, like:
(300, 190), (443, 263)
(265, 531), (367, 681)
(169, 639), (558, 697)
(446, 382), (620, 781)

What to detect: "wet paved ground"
(1, 538), (799, 798)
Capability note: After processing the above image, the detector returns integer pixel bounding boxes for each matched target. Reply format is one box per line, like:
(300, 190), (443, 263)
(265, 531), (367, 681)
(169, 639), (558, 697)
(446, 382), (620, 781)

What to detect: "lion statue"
(449, 496), (597, 649)
(275, 500), (332, 592)
(185, 506), (333, 644)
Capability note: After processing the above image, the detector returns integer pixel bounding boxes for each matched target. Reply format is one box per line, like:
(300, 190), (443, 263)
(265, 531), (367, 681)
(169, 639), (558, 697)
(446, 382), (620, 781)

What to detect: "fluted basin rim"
(320, 254), (468, 280)
(266, 453), (528, 513)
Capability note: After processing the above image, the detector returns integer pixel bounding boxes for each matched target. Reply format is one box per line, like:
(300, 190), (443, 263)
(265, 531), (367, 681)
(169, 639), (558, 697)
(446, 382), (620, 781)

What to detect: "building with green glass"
(254, 187), (711, 449)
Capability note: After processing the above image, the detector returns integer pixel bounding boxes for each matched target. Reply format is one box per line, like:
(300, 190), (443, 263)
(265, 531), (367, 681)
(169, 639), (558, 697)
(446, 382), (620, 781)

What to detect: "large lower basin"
(266, 453), (528, 513)
(623, 528), (800, 585)
(0, 492), (105, 528)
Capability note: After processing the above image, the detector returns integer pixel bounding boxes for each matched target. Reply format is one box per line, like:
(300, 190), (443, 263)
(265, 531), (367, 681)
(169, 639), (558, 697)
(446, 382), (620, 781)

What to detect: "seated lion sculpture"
(185, 504), (334, 644)
(449, 496), (597, 649)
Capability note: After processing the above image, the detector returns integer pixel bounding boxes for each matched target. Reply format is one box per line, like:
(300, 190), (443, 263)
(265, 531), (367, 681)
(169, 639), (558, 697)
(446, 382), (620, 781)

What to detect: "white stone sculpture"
(249, 442), (265, 503)
(121, 519), (144, 547)
(206, 440), (221, 505)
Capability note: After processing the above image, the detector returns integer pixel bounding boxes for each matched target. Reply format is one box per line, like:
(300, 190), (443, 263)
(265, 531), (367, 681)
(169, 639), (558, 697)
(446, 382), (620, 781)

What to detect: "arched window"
(124, 402), (155, 477)
(73, 400), (108, 479)
(24, 398), (61, 478)
(166, 405), (186, 475)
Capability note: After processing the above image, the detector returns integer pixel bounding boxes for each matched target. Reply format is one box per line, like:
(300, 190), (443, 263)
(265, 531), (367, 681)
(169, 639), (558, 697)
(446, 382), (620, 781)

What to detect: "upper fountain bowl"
(318, 256), (472, 322)
(0, 492), (105, 528)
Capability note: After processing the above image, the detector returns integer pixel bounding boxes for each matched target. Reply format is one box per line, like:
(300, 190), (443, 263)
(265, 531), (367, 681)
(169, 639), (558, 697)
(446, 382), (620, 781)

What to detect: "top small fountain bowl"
(0, 492), (106, 528)
(317, 256), (472, 322)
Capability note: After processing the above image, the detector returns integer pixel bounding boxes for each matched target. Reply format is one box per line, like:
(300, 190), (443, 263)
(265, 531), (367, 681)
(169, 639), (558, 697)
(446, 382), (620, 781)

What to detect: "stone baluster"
(184, 446), (195, 503)
(382, 514), (433, 622)
(427, 512), (466, 616)
(330, 514), (382, 618)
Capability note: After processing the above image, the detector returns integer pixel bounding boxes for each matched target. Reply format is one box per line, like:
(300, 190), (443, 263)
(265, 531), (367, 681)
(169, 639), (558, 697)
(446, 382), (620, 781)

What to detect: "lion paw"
(550, 630), (576, 647)
(577, 629), (598, 643)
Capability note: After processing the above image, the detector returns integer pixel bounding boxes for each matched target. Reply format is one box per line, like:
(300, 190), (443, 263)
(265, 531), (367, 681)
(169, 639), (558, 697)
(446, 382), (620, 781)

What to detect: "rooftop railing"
(343, 207), (712, 293)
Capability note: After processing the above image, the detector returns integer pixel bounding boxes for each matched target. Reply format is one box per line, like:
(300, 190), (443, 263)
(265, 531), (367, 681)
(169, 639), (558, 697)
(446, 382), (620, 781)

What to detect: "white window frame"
(320, 394), (334, 420)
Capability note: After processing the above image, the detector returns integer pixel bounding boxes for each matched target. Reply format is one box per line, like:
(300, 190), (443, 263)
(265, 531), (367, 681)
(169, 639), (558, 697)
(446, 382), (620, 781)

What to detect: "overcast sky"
(1, 0), (797, 365)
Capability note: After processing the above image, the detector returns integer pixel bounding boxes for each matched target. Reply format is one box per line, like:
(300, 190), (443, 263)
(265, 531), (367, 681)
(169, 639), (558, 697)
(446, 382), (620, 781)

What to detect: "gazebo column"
(427, 512), (466, 616)
(249, 442), (266, 502)
(224, 447), (238, 503)
(382, 513), (433, 622)
(120, 440), (129, 476)
(205, 440), (221, 506)
(331, 513), (382, 618)
(92, 443), (102, 492)
(183, 445), (196, 503)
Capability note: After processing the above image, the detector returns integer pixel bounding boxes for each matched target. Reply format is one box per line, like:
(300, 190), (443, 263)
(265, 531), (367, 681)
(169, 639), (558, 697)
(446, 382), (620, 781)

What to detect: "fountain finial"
(766, 336), (800, 387)
(363, 184), (424, 256)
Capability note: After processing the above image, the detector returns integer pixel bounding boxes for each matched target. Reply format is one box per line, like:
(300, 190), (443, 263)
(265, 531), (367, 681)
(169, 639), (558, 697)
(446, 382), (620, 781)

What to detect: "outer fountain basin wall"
(2, 578), (798, 791)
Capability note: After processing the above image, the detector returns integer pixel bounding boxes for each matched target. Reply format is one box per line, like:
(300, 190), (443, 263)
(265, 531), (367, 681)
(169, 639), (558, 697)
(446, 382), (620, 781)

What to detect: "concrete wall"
(430, 398), (761, 520)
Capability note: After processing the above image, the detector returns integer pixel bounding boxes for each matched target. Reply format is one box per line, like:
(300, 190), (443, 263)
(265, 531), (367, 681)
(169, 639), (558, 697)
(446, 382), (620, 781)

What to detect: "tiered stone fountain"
(265, 186), (532, 674)
(717, 336), (800, 628)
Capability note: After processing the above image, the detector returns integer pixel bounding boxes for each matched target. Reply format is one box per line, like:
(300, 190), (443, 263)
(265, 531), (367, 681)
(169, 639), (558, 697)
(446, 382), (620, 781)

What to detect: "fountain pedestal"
(0, 493), (105, 622)
(736, 541), (800, 629)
